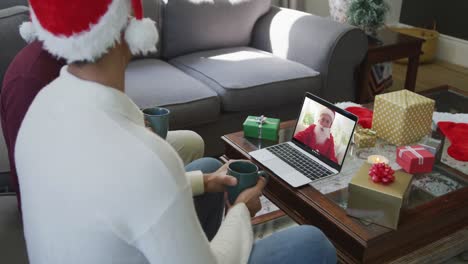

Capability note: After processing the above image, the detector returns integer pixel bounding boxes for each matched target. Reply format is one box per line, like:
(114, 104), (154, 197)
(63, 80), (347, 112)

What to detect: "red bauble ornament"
(369, 162), (395, 185)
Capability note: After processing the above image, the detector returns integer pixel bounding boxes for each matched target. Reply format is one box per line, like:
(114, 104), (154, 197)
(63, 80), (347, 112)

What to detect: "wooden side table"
(357, 29), (424, 103)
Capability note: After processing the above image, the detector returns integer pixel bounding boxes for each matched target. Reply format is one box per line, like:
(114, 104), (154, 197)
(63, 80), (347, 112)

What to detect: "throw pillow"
(161, 0), (271, 59)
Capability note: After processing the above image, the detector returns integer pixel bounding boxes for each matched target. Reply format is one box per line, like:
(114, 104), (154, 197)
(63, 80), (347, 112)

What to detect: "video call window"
(293, 98), (355, 166)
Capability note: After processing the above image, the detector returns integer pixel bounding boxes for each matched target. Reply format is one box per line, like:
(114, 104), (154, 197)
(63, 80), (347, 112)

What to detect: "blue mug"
(142, 107), (170, 139)
(227, 161), (266, 204)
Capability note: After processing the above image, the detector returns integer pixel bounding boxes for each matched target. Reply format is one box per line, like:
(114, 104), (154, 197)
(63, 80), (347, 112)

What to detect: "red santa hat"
(319, 108), (335, 123)
(19, 0), (159, 63)
(438, 122), (468, 161)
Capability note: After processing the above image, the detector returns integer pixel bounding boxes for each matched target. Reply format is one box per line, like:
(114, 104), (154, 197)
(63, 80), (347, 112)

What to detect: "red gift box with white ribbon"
(396, 145), (435, 174)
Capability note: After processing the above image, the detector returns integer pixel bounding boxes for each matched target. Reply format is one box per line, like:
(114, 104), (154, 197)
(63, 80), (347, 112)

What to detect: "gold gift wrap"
(354, 128), (377, 148)
(372, 90), (435, 146)
(346, 163), (413, 230)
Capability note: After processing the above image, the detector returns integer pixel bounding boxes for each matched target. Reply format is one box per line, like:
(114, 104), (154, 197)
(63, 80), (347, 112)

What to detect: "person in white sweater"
(15, 0), (337, 263)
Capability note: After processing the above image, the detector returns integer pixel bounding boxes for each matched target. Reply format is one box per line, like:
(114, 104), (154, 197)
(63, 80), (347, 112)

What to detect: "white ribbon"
(247, 115), (274, 139)
(399, 146), (425, 165)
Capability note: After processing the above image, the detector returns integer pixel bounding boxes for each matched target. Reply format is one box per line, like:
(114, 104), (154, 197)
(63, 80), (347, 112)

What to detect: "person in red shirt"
(294, 108), (338, 163)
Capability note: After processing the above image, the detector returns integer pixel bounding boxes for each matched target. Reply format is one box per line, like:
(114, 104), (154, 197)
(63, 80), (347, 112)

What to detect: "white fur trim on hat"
(319, 108), (335, 121)
(31, 0), (130, 63)
(125, 17), (158, 56)
(19, 21), (36, 43)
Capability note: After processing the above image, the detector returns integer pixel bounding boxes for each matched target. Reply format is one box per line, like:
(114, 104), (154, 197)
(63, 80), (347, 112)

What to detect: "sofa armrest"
(251, 6), (367, 102)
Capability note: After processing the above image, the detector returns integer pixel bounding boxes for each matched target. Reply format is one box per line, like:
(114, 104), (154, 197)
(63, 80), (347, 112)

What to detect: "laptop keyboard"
(267, 143), (333, 180)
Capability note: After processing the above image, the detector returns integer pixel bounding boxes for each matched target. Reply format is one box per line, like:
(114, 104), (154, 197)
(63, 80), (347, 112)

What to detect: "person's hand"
(203, 161), (238, 193)
(231, 176), (268, 217)
(144, 120), (154, 133)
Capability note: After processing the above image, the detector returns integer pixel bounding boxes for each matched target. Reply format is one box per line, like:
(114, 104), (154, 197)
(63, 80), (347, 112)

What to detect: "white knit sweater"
(15, 67), (253, 264)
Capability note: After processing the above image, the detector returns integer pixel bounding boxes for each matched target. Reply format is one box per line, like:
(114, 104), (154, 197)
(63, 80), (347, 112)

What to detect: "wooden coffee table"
(222, 116), (468, 263)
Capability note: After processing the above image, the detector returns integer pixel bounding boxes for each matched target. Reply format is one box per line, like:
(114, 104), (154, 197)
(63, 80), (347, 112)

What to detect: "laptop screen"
(292, 93), (357, 169)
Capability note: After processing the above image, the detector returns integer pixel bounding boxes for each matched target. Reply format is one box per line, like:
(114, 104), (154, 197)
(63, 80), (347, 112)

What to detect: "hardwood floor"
(388, 60), (468, 93)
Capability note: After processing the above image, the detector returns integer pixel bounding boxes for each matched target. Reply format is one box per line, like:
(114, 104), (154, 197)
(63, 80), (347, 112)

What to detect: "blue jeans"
(185, 158), (225, 241)
(248, 225), (337, 264)
(186, 158), (337, 264)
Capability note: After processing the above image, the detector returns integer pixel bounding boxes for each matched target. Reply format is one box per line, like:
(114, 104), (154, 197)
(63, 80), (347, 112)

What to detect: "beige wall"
(272, 0), (306, 10)
(271, 0), (281, 6)
(305, 0), (330, 16)
(385, 0), (403, 25)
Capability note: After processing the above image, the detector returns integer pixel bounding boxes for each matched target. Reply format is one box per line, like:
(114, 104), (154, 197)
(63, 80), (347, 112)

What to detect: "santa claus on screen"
(294, 108), (338, 163)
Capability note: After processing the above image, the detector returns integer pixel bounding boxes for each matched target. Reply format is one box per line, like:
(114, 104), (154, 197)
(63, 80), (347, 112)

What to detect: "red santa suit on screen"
(294, 108), (338, 163)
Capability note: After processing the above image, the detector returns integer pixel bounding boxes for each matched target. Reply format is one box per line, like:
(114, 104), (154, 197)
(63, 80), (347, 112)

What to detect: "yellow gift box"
(372, 90), (434, 146)
(347, 163), (413, 230)
(354, 127), (377, 148)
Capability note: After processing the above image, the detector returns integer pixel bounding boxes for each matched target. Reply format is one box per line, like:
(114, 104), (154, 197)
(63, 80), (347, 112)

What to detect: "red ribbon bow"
(369, 163), (395, 185)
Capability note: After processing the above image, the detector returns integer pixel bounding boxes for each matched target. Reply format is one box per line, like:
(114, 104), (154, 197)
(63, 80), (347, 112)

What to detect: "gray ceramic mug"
(142, 107), (170, 139)
(227, 161), (266, 204)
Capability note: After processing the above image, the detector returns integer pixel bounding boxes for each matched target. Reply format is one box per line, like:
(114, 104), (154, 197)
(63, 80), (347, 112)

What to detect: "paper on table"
(255, 196), (280, 217)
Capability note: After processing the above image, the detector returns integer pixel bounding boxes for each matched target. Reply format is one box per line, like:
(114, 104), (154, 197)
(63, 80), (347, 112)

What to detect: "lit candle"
(367, 155), (389, 164)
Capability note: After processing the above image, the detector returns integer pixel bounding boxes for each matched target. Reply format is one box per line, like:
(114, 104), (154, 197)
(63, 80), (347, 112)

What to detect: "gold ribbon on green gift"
(356, 127), (377, 136)
(246, 115), (274, 139)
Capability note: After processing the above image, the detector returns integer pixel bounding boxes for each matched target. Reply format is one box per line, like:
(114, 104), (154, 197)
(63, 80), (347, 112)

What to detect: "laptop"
(250, 92), (358, 187)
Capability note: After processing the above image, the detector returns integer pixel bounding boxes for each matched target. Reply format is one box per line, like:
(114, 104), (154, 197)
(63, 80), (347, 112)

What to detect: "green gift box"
(354, 127), (377, 148)
(243, 116), (280, 141)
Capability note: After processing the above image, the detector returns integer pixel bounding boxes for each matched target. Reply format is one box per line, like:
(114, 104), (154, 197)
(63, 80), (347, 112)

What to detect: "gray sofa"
(0, 1), (366, 262)
(1, 0), (367, 158)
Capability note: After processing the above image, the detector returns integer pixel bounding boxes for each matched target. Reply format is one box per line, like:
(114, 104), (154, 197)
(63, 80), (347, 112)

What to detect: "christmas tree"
(347, 0), (389, 35)
(302, 112), (314, 126)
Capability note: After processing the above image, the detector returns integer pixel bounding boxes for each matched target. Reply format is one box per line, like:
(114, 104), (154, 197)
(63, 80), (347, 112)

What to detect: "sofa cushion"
(161, 0), (271, 59)
(125, 59), (220, 128)
(170, 47), (321, 112)
(0, 6), (29, 89)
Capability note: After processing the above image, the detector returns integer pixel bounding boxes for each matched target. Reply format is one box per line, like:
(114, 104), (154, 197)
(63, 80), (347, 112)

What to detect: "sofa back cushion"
(142, 0), (161, 23)
(161, 0), (271, 59)
(0, 6), (29, 89)
(0, 0), (27, 10)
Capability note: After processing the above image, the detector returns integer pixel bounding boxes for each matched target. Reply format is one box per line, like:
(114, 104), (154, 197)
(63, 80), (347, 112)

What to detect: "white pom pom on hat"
(124, 17), (159, 55)
(20, 0), (159, 63)
(19, 21), (36, 43)
(125, 0), (159, 56)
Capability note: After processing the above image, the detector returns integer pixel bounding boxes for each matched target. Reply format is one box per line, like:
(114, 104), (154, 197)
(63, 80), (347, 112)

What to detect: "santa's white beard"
(314, 125), (331, 145)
